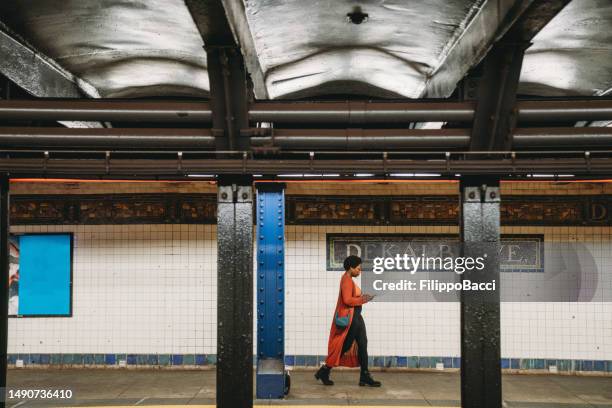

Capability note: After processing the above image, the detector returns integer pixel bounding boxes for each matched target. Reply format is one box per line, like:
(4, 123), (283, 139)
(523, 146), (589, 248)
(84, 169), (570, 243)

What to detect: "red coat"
(325, 272), (366, 367)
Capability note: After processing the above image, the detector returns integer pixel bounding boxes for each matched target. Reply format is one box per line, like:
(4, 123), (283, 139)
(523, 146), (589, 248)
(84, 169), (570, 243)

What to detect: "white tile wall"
(8, 224), (218, 355)
(8, 223), (612, 361)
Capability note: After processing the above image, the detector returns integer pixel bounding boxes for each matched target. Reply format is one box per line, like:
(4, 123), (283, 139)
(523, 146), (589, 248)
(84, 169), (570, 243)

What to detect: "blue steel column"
(255, 183), (286, 399)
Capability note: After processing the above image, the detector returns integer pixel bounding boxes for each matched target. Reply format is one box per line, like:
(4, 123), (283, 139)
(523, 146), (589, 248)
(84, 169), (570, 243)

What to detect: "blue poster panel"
(9, 233), (73, 317)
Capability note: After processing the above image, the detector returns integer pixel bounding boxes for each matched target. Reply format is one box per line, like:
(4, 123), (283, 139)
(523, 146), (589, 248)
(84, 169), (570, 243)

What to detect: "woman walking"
(315, 255), (381, 387)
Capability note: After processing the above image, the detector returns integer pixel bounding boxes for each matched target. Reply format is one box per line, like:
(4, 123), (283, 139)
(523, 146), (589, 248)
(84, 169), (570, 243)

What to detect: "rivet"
(242, 193), (248, 200)
(490, 191), (497, 199)
(469, 191), (476, 199)
(221, 192), (228, 200)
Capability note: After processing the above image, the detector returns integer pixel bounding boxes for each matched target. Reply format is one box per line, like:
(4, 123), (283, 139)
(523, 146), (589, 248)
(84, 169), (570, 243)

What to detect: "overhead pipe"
(0, 100), (213, 122)
(250, 129), (471, 149)
(1, 99), (612, 124)
(0, 127), (215, 149)
(516, 100), (612, 122)
(249, 101), (475, 124)
(513, 127), (612, 147)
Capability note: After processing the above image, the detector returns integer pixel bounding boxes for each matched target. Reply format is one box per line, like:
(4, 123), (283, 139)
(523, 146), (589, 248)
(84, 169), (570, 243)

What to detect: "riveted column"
(255, 183), (286, 398)
(217, 176), (253, 408)
(460, 176), (501, 408)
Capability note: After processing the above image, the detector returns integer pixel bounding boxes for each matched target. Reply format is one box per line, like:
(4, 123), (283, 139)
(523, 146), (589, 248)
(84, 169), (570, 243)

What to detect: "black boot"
(359, 370), (381, 387)
(314, 364), (334, 386)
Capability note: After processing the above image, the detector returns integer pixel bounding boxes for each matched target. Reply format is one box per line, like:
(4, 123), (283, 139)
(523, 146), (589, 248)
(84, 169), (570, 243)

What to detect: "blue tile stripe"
(5, 354), (612, 373)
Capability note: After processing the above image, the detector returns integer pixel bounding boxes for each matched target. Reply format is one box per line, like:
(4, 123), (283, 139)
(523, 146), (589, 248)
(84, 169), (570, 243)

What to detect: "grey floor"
(4, 368), (612, 407)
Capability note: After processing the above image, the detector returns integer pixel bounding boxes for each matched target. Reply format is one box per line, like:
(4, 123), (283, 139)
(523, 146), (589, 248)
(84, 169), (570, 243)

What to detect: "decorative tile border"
(6, 354), (612, 374)
(10, 194), (612, 226)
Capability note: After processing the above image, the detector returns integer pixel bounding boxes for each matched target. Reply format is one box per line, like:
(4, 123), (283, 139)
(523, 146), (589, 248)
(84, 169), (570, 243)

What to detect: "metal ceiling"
(520, 0), (612, 97)
(0, 0), (611, 100)
(0, 0), (209, 98)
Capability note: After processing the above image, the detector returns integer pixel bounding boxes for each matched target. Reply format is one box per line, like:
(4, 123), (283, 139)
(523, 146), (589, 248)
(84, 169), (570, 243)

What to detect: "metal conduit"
(0, 100), (213, 122)
(516, 100), (612, 122)
(250, 129), (471, 149)
(0, 127), (216, 148)
(0, 99), (611, 123)
(513, 127), (612, 147)
(249, 101), (476, 123)
(0, 127), (609, 150)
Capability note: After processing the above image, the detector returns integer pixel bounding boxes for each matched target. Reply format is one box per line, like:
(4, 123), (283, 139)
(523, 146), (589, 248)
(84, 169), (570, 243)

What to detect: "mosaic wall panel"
(9, 194), (612, 225)
(11, 195), (216, 225)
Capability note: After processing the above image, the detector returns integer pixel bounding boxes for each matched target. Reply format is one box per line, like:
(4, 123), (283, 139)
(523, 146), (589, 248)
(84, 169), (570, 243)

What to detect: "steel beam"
(425, 0), (570, 98)
(460, 177), (501, 408)
(217, 176), (254, 408)
(185, 0), (253, 150)
(255, 183), (286, 399)
(0, 176), (8, 408)
(218, 0), (268, 99)
(469, 41), (527, 150)
(0, 24), (104, 129)
(0, 153), (611, 177)
(206, 46), (250, 150)
(0, 26), (94, 98)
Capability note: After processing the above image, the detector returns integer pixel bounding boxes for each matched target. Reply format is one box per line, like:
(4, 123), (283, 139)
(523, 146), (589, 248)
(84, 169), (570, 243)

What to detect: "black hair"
(343, 255), (362, 271)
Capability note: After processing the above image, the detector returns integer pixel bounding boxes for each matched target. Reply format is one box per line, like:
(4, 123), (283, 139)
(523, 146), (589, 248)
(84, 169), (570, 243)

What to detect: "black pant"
(340, 311), (368, 373)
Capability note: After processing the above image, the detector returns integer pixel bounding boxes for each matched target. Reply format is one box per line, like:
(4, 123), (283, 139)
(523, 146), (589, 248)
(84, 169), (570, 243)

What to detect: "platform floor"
(4, 368), (612, 407)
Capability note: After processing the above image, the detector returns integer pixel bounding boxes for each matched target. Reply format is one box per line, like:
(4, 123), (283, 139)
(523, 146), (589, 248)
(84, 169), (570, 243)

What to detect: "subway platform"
(4, 368), (612, 408)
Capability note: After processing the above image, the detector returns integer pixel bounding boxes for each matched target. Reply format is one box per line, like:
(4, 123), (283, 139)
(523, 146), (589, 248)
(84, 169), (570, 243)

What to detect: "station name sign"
(326, 234), (544, 273)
